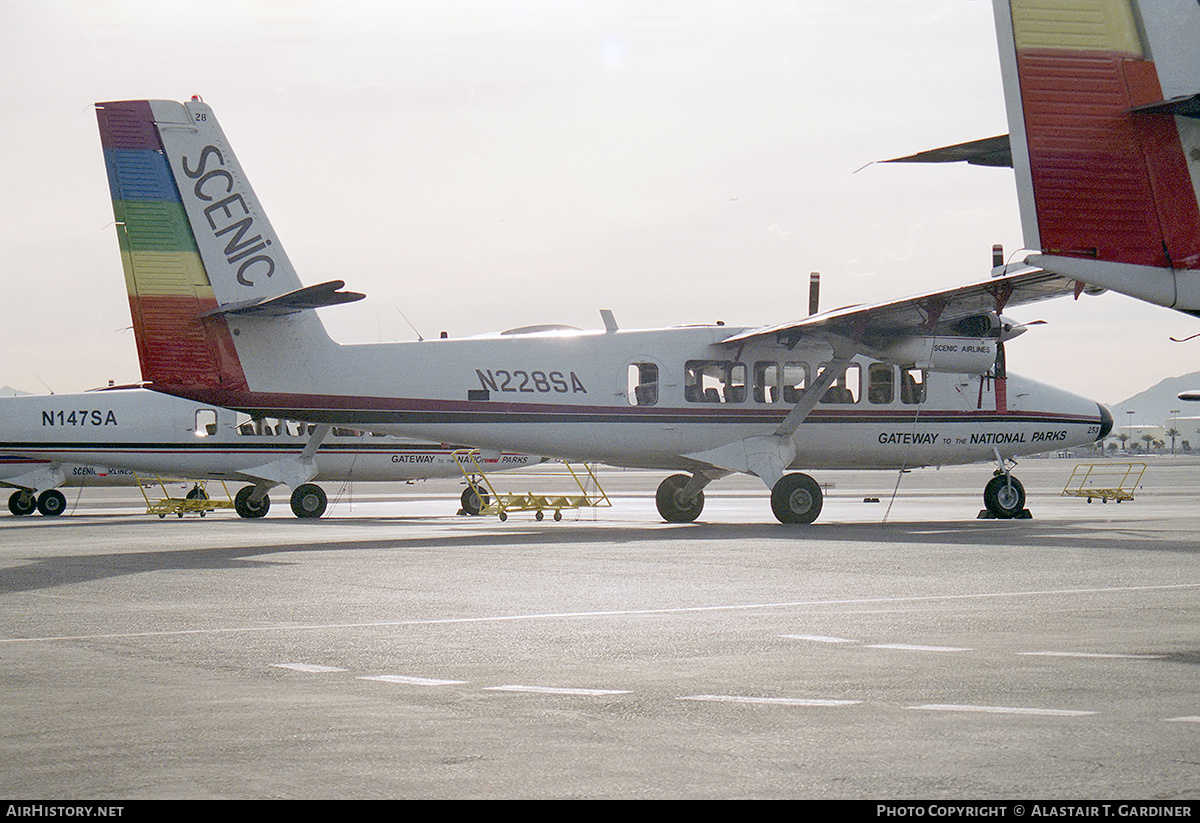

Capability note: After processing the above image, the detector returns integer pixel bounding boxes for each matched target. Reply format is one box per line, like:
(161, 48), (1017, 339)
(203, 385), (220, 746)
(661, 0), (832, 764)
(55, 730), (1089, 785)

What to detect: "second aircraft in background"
(0, 387), (540, 518)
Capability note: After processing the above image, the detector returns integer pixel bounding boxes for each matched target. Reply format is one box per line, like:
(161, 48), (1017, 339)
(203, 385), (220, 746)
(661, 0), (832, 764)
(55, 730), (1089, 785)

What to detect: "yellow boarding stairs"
(1061, 463), (1146, 504)
(454, 449), (611, 521)
(138, 476), (235, 518)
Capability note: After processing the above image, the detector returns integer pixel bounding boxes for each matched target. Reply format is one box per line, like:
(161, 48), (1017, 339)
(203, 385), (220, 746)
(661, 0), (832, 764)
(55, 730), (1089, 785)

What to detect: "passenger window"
(818, 362), (860, 404)
(900, 368), (927, 405)
(627, 362), (659, 407)
(685, 360), (747, 403)
(868, 363), (894, 404)
(753, 362), (778, 403)
(194, 409), (218, 437)
(781, 362), (809, 404)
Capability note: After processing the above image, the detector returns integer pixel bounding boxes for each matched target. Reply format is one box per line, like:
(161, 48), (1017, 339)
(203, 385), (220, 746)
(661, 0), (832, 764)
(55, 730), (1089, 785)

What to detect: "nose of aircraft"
(1096, 403), (1113, 441)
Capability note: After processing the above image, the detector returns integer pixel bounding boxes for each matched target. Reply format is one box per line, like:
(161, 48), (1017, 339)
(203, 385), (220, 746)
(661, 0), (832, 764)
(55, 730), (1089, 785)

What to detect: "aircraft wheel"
(185, 486), (209, 501)
(36, 489), (67, 517)
(234, 486), (270, 519)
(290, 484), (327, 519)
(983, 475), (1026, 518)
(460, 486), (489, 516)
(8, 490), (36, 516)
(655, 474), (704, 523)
(771, 473), (822, 524)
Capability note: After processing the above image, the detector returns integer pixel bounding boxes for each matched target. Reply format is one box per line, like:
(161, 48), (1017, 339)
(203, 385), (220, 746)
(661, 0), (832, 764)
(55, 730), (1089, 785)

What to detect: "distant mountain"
(1109, 370), (1200, 434)
(0, 386), (31, 398)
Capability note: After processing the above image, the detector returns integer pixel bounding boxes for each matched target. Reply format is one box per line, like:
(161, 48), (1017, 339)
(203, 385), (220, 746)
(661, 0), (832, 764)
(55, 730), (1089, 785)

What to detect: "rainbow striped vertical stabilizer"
(96, 100), (248, 391)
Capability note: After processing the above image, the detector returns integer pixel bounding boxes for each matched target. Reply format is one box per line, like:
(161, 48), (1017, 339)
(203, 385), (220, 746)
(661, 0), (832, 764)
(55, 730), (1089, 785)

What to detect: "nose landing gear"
(979, 451), (1030, 519)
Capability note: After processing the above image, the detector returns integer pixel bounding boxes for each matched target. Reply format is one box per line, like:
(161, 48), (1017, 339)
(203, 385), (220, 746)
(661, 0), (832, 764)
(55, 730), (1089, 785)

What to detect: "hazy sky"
(2, 0), (1197, 406)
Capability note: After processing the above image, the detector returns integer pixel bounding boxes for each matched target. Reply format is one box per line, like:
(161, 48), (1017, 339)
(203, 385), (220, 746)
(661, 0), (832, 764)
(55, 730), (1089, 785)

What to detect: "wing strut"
(774, 339), (858, 438)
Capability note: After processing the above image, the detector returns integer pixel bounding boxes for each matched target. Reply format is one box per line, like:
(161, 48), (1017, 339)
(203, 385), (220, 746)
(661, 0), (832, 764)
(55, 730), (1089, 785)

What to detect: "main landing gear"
(770, 473), (822, 524)
(655, 472), (825, 525)
(7, 489), (66, 517)
(233, 484), (330, 519)
(290, 484), (328, 519)
(655, 474), (706, 523)
(655, 466), (1029, 524)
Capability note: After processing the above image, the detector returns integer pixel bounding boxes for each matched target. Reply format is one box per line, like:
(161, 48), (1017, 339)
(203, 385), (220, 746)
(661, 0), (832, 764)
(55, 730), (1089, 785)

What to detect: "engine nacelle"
(876, 336), (997, 374)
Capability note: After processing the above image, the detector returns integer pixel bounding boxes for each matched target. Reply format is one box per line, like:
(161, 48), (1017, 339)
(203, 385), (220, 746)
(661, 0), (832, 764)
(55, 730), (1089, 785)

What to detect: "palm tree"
(1141, 433), (1156, 453)
(1166, 427), (1181, 454)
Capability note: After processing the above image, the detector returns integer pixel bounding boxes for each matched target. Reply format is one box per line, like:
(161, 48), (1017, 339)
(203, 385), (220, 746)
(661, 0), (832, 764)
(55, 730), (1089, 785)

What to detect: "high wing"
(880, 135), (1014, 168)
(719, 266), (1079, 351)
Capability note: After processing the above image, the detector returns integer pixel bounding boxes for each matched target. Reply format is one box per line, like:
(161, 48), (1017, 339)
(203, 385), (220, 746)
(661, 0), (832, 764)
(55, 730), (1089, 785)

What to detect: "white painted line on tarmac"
(781, 634), (858, 644)
(270, 663), (348, 673)
(5, 582), (1197, 644)
(1163, 716), (1200, 723)
(1018, 651), (1166, 659)
(678, 695), (861, 707)
(484, 685), (631, 696)
(868, 644), (972, 652)
(360, 675), (468, 686)
(907, 703), (1095, 717)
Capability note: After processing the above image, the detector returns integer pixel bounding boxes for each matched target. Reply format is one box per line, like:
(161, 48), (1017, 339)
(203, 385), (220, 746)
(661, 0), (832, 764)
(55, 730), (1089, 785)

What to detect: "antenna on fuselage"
(395, 307), (425, 342)
(808, 272), (820, 316)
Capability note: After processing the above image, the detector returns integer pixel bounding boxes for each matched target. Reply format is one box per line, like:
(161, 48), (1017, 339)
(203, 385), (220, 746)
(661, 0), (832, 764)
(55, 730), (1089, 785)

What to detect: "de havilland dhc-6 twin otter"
(89, 101), (1114, 525)
(0, 388), (542, 518)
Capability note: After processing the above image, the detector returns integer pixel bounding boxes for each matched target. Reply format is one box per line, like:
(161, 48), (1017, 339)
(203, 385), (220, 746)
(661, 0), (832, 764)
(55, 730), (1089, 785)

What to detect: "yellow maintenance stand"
(1061, 463), (1146, 504)
(454, 449), (611, 521)
(138, 477), (235, 518)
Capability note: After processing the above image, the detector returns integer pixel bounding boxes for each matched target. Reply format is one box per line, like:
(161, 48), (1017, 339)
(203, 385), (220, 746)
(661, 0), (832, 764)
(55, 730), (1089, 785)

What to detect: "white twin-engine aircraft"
(94, 97), (1111, 524)
(0, 388), (541, 518)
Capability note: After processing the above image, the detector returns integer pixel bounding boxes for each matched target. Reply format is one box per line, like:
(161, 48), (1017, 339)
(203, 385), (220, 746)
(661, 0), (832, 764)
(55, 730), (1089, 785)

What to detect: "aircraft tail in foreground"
(992, 0), (1200, 313)
(95, 98), (358, 398)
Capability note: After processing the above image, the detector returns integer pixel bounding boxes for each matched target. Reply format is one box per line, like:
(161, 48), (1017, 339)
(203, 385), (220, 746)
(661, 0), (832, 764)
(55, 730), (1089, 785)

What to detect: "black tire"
(461, 485), (489, 516)
(771, 473), (823, 524)
(983, 475), (1026, 518)
(290, 484), (327, 519)
(234, 486), (270, 519)
(655, 474), (704, 523)
(36, 489), (67, 517)
(185, 486), (209, 501)
(8, 490), (36, 516)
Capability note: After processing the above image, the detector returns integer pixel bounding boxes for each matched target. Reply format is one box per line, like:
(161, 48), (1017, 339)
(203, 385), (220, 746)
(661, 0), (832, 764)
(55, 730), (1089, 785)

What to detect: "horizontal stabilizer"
(1129, 93), (1200, 118)
(199, 280), (366, 318)
(882, 135), (1013, 168)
